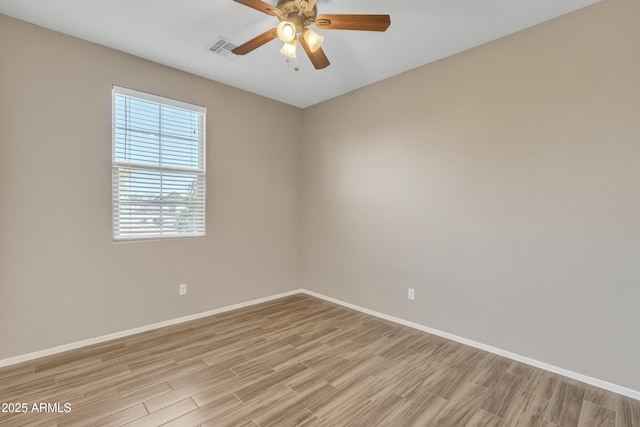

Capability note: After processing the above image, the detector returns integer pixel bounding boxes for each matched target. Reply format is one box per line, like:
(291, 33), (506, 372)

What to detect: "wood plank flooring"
(0, 294), (638, 426)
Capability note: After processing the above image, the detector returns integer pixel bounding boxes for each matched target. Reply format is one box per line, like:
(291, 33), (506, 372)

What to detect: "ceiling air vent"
(209, 37), (238, 59)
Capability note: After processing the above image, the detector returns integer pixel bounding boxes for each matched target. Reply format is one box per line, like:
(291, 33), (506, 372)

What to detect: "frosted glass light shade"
(277, 21), (296, 43)
(280, 40), (297, 58)
(303, 29), (324, 52)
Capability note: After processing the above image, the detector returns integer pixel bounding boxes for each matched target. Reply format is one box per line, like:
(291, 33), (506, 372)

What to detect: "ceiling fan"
(231, 0), (391, 69)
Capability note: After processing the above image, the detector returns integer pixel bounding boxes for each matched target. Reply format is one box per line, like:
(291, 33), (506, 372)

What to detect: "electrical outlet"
(179, 283), (187, 296)
(408, 288), (415, 301)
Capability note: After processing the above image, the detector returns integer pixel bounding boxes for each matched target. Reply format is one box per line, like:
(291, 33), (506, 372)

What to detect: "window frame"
(111, 86), (207, 242)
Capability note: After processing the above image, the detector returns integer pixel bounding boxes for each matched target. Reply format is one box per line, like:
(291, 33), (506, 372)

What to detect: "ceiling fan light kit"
(232, 0), (391, 69)
(303, 29), (323, 53)
(277, 20), (296, 42)
(280, 40), (297, 58)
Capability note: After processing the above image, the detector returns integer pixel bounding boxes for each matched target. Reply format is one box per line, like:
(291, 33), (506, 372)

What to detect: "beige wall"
(302, 0), (640, 390)
(0, 15), (302, 359)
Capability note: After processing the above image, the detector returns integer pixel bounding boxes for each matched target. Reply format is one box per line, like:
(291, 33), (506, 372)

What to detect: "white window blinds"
(112, 86), (206, 241)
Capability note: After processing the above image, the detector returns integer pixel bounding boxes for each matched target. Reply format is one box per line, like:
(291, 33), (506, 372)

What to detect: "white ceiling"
(0, 0), (599, 108)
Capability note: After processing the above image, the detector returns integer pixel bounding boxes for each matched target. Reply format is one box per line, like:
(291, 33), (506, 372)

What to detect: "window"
(112, 86), (206, 241)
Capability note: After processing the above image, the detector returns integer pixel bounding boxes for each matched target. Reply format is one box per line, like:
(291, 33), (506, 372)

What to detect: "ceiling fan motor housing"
(277, 0), (317, 31)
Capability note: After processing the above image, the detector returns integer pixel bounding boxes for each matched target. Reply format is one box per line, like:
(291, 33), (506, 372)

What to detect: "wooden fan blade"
(315, 14), (391, 31)
(299, 34), (330, 69)
(233, 0), (279, 16)
(232, 28), (278, 55)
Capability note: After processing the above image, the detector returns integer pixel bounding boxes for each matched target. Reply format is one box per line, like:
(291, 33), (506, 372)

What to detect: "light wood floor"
(0, 294), (638, 427)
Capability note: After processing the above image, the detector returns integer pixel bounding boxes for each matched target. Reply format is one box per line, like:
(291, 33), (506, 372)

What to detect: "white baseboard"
(0, 289), (303, 368)
(300, 289), (640, 402)
(1, 287), (638, 402)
